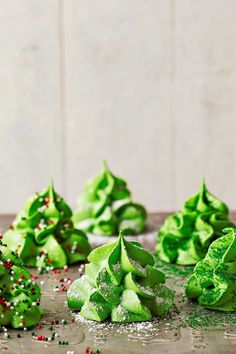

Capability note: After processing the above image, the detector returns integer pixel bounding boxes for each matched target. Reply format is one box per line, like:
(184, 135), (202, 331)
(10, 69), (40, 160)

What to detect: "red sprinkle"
(53, 269), (61, 274)
(44, 197), (50, 207)
(60, 285), (67, 292)
(3, 262), (13, 270)
(36, 323), (44, 329)
(0, 298), (6, 305)
(85, 348), (94, 354)
(36, 335), (47, 341)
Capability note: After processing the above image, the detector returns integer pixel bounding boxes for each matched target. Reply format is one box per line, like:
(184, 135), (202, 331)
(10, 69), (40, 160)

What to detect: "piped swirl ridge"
(67, 231), (174, 322)
(3, 181), (91, 269)
(186, 227), (236, 311)
(0, 240), (42, 328)
(156, 180), (233, 265)
(73, 162), (147, 236)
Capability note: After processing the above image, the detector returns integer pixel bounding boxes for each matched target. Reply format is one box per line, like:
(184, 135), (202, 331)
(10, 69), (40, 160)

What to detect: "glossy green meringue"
(0, 241), (42, 328)
(156, 180), (233, 265)
(186, 227), (236, 311)
(3, 181), (91, 269)
(73, 162), (147, 236)
(67, 231), (174, 322)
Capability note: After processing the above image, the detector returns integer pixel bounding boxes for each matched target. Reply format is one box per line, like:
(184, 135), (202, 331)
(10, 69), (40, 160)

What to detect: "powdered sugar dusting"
(73, 312), (179, 346)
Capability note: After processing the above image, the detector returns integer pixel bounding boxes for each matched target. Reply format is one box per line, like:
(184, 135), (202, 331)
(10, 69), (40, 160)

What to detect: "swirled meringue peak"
(72, 161), (147, 236)
(0, 239), (42, 328)
(156, 180), (233, 265)
(67, 231), (174, 322)
(3, 181), (91, 269)
(186, 227), (236, 311)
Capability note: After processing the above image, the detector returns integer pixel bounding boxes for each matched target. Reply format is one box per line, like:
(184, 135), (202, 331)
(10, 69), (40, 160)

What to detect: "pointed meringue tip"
(103, 160), (109, 170)
(48, 179), (55, 198)
(49, 178), (54, 188)
(202, 177), (206, 187)
(118, 230), (124, 241)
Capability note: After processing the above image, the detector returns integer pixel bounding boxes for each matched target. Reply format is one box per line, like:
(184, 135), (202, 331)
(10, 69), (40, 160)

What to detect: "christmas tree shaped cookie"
(67, 231), (174, 322)
(73, 162), (147, 236)
(0, 239), (42, 328)
(186, 227), (236, 311)
(3, 181), (91, 269)
(156, 180), (233, 265)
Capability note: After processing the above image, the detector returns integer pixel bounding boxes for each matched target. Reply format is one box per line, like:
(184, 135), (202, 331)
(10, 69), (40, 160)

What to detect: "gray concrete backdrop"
(0, 0), (236, 213)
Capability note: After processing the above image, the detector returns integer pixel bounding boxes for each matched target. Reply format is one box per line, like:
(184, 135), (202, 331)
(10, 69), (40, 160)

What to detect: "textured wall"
(0, 0), (236, 213)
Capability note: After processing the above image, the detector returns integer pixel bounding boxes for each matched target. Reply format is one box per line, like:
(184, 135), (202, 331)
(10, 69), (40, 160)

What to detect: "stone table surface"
(1, 213), (236, 354)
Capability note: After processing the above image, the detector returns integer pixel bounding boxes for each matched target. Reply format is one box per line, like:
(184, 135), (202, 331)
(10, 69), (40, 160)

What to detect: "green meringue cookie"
(0, 241), (42, 328)
(3, 181), (91, 269)
(186, 227), (236, 311)
(156, 180), (233, 265)
(67, 231), (174, 322)
(73, 162), (147, 236)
